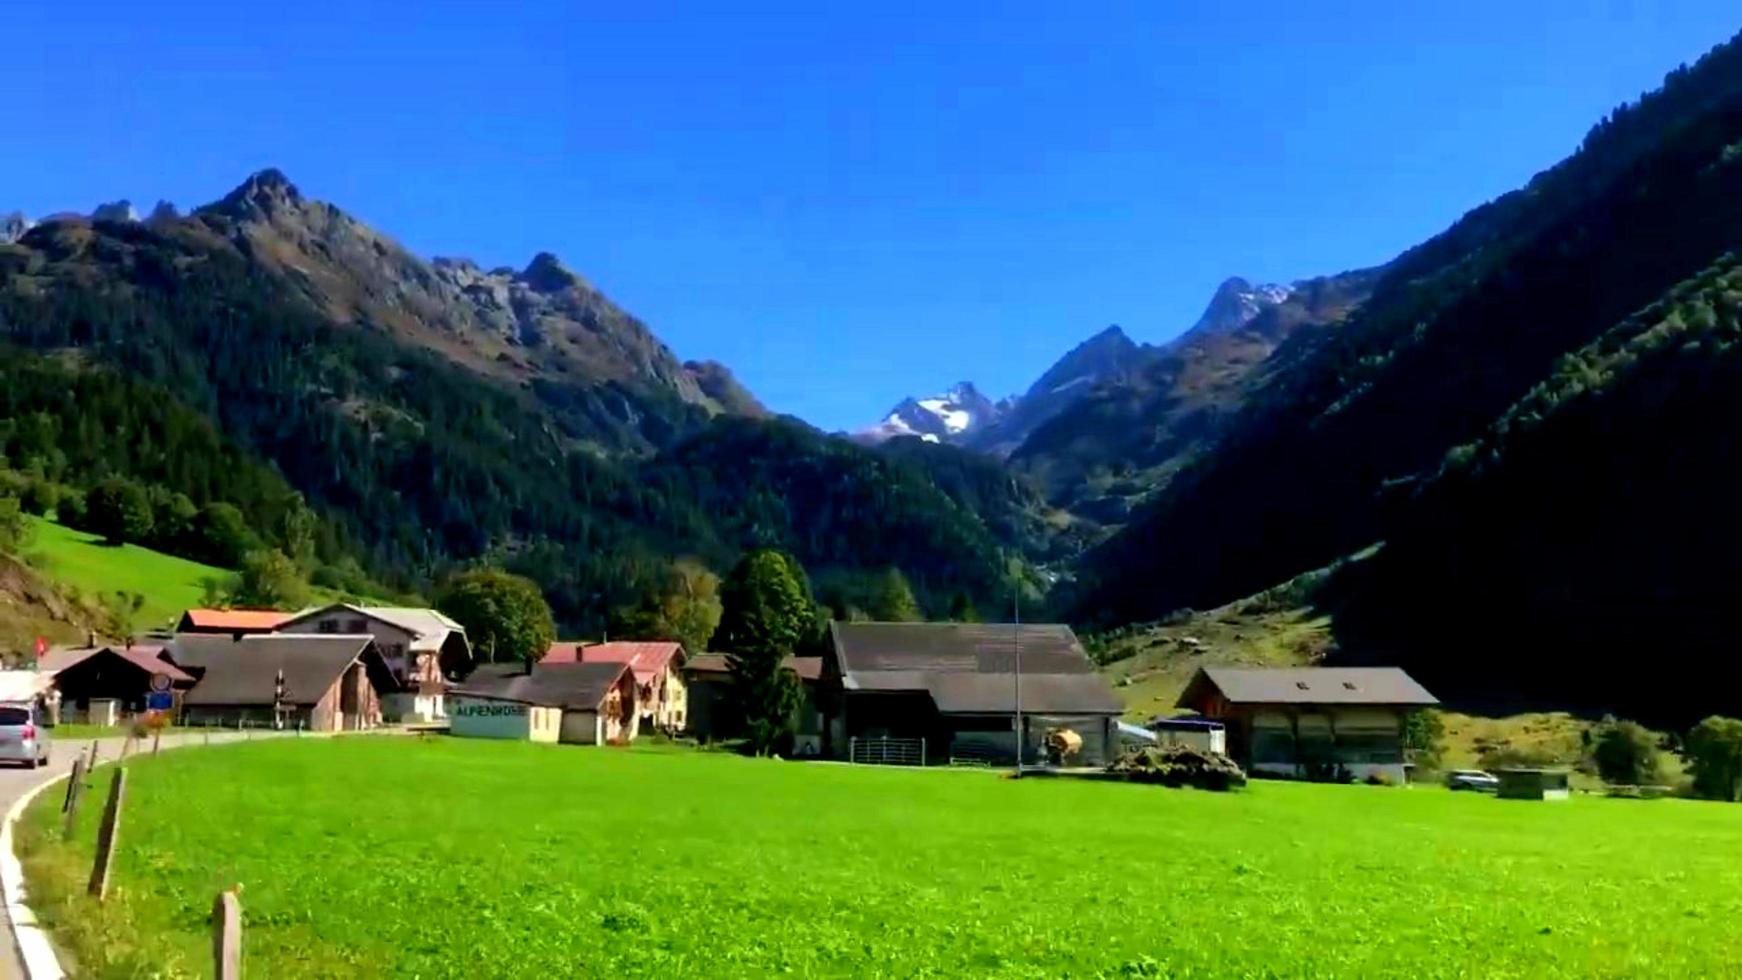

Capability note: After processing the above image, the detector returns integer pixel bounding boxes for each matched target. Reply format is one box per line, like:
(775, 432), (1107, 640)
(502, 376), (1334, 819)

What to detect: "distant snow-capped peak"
(857, 381), (1005, 445)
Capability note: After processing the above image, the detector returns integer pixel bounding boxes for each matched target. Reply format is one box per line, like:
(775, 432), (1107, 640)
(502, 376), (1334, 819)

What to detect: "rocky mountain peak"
(520, 251), (582, 293)
(1184, 276), (1295, 339)
(90, 200), (140, 223)
(205, 167), (306, 219)
(0, 212), (31, 244)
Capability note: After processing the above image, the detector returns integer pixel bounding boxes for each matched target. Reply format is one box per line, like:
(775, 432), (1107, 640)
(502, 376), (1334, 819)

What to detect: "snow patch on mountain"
(858, 382), (1005, 444)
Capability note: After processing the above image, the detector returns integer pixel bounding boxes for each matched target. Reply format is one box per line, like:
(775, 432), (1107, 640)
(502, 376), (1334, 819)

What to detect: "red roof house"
(540, 641), (688, 731)
(176, 608), (296, 636)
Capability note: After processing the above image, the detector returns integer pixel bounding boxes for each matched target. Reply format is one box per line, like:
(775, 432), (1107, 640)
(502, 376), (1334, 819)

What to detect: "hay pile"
(1107, 744), (1247, 791)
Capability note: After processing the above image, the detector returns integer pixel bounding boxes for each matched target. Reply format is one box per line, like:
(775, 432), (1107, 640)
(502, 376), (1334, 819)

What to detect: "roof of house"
(276, 604), (469, 655)
(828, 622), (1121, 716)
(178, 608), (296, 632)
(683, 654), (822, 682)
(541, 641), (684, 683)
(171, 634), (390, 706)
(1178, 667), (1439, 708)
(38, 645), (193, 684)
(453, 661), (632, 710)
(831, 622), (1097, 675)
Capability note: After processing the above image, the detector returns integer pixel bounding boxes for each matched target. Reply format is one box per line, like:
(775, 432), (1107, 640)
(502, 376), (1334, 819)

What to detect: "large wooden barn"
(822, 622), (1123, 766)
(169, 634), (396, 731)
(1175, 666), (1439, 782)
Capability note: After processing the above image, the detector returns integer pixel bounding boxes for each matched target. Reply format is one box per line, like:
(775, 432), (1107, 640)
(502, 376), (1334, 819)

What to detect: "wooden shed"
(1496, 768), (1572, 801)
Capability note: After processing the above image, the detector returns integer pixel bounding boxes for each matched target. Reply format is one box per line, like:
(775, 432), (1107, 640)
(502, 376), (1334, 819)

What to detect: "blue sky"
(3, 3), (1737, 431)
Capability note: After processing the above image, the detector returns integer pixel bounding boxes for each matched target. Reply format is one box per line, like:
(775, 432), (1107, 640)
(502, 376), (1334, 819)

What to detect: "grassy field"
(20, 738), (1742, 978)
(20, 517), (227, 631)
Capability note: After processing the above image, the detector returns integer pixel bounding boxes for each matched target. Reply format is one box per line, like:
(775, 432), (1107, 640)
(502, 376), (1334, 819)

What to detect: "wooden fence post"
(213, 889), (242, 980)
(85, 742), (99, 772)
(61, 756), (85, 813)
(119, 735), (134, 761)
(62, 758), (87, 840)
(152, 728), (162, 756)
(86, 768), (126, 900)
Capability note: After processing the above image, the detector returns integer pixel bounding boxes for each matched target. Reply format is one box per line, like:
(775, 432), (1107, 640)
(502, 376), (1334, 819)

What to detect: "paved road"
(0, 729), (294, 979)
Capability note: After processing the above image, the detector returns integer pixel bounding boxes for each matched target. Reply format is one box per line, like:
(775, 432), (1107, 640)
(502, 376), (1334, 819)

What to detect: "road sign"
(149, 672), (173, 693)
(145, 691), (173, 712)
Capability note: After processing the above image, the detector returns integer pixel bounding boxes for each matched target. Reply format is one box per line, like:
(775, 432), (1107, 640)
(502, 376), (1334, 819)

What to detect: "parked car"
(0, 701), (50, 769)
(1445, 769), (1499, 792)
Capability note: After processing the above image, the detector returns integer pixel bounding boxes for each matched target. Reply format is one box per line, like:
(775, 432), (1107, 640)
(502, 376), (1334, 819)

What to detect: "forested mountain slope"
(0, 178), (1043, 633)
(1328, 254), (1742, 723)
(1074, 30), (1742, 626)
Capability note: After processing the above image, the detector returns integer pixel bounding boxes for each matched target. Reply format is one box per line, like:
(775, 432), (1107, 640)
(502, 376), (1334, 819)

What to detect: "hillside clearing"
(21, 738), (1742, 977)
(19, 517), (227, 631)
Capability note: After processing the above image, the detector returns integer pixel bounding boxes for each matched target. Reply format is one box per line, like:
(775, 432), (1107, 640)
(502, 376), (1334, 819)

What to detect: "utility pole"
(1012, 573), (1023, 778)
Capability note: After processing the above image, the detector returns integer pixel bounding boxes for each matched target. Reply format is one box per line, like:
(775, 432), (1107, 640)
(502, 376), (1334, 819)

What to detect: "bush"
(18, 480), (57, 517)
(1107, 744), (1247, 791)
(1591, 716), (1661, 786)
(0, 496), (32, 554)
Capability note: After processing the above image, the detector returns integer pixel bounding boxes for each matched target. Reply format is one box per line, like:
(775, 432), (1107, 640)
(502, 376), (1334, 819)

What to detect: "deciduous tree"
(1591, 716), (1660, 786)
(230, 549), (311, 609)
(611, 559), (723, 654)
(436, 568), (556, 666)
(1686, 716), (1742, 802)
(85, 478), (153, 545)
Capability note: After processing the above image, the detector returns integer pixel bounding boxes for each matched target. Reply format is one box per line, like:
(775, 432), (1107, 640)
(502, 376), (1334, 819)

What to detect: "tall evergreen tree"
(714, 549), (808, 754)
(870, 567), (923, 622)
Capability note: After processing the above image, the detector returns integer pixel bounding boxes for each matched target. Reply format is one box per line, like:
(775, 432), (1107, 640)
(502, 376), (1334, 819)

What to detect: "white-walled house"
(274, 605), (471, 722)
(449, 662), (640, 745)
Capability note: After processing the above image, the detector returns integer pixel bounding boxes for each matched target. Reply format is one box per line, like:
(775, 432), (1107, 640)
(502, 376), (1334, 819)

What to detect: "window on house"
(346, 618), (368, 633)
(318, 620), (337, 634)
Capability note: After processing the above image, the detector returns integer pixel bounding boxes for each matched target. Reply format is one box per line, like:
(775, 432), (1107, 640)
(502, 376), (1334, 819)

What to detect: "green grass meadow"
(21, 738), (1742, 977)
(21, 516), (226, 631)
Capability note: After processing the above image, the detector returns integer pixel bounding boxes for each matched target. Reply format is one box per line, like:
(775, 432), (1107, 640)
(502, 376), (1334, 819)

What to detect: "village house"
(682, 654), (824, 755)
(541, 641), (687, 733)
(38, 643), (195, 724)
(823, 622), (1124, 766)
(174, 608), (295, 638)
(1175, 666), (1439, 782)
(169, 634), (396, 732)
(273, 604), (471, 722)
(449, 661), (640, 744)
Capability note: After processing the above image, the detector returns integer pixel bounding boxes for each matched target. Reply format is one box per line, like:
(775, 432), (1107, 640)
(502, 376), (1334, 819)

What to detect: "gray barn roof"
(829, 622), (1121, 716)
(1179, 667), (1439, 708)
(172, 634), (391, 706)
(451, 661), (630, 710)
